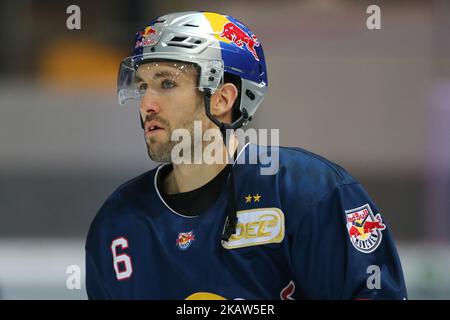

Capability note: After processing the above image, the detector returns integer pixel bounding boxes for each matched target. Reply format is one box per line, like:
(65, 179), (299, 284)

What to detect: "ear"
(210, 83), (238, 124)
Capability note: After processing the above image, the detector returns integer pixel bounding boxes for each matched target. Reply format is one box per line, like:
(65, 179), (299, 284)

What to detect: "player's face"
(137, 61), (206, 162)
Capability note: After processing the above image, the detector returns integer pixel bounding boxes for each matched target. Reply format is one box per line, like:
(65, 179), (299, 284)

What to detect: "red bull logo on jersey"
(345, 204), (386, 253)
(219, 22), (260, 61)
(176, 231), (195, 250)
(185, 292), (227, 300)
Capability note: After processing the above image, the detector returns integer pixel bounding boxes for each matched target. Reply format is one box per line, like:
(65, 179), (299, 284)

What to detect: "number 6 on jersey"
(111, 237), (133, 280)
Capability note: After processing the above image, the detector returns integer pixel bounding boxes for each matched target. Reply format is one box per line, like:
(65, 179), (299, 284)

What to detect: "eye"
(136, 82), (148, 94)
(161, 79), (176, 89)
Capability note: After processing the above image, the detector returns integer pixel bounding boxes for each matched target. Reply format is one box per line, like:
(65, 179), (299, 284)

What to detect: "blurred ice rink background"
(0, 0), (449, 299)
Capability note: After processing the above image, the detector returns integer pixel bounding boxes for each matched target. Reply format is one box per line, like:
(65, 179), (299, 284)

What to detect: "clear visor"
(117, 57), (223, 105)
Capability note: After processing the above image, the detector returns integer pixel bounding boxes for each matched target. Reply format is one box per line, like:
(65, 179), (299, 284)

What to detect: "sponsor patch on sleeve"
(345, 204), (386, 253)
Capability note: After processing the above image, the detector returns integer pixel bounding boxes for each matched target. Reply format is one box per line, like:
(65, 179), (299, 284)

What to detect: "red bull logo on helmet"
(176, 231), (195, 250)
(345, 204), (386, 253)
(139, 26), (157, 37)
(134, 26), (159, 49)
(219, 22), (260, 61)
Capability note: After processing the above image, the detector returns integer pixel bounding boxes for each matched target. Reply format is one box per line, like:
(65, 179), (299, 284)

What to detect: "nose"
(139, 91), (161, 123)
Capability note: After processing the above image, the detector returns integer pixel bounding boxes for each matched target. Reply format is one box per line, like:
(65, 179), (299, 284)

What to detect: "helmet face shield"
(117, 57), (223, 105)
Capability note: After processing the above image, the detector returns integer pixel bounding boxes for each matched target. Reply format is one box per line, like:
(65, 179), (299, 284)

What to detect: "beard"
(146, 133), (175, 162)
(145, 103), (205, 163)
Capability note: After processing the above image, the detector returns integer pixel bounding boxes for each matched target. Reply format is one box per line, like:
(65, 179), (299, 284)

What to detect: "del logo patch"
(222, 208), (285, 249)
(345, 204), (386, 253)
(176, 231), (195, 250)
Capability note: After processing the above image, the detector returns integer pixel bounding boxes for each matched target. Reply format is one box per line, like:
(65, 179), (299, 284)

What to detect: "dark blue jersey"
(85, 144), (407, 299)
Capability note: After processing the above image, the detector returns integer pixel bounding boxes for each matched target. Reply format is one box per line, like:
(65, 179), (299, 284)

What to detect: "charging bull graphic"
(219, 22), (260, 61)
(176, 231), (196, 250)
(139, 26), (157, 37)
(346, 204), (386, 253)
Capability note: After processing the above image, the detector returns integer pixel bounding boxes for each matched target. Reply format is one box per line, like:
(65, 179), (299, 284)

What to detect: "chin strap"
(221, 166), (238, 242)
(220, 122), (238, 243)
(203, 88), (241, 243)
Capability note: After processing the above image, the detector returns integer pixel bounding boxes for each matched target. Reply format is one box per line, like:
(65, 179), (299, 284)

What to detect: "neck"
(163, 134), (238, 194)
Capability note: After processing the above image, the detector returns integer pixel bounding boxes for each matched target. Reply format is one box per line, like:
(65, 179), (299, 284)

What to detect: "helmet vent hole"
(168, 43), (195, 48)
(183, 23), (199, 27)
(166, 36), (204, 49)
(171, 36), (188, 42)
